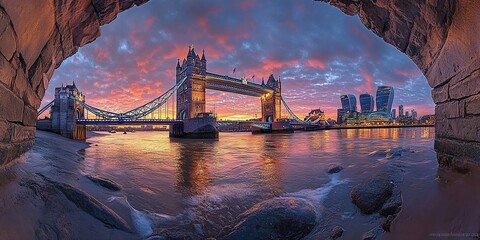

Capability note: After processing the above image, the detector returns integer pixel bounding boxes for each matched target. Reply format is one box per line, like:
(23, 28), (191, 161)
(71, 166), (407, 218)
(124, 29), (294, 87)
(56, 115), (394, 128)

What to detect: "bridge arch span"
(0, 0), (478, 167)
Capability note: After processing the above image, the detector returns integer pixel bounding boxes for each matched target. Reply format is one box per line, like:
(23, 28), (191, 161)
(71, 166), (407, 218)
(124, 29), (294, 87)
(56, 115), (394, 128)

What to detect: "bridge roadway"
(76, 119), (183, 125)
(205, 72), (273, 97)
(76, 119), (273, 129)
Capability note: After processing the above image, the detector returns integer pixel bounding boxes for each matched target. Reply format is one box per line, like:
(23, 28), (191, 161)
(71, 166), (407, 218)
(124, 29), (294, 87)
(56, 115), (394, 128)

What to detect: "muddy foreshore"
(0, 130), (478, 239)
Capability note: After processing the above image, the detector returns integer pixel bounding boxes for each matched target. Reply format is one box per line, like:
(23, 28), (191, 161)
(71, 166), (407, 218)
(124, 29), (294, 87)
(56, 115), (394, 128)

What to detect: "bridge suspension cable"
(69, 76), (187, 120)
(37, 100), (55, 116)
(121, 76), (186, 119)
(280, 96), (306, 123)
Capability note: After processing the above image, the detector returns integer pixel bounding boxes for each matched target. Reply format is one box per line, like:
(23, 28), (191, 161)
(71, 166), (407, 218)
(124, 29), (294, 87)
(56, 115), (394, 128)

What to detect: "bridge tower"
(261, 74), (282, 122)
(176, 46), (207, 120)
(51, 82), (86, 140)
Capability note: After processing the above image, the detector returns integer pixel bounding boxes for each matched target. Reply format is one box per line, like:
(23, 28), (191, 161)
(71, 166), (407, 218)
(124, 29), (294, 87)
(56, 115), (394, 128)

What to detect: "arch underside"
(0, 0), (479, 166)
(318, 0), (480, 166)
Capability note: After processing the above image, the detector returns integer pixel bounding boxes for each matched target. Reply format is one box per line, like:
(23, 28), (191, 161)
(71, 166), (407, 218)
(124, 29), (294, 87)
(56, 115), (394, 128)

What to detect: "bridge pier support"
(170, 115), (218, 139)
(39, 83), (86, 140)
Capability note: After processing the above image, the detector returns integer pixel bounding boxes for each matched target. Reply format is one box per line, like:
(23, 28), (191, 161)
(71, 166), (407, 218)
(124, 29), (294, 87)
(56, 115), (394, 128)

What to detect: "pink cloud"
(355, 68), (374, 94)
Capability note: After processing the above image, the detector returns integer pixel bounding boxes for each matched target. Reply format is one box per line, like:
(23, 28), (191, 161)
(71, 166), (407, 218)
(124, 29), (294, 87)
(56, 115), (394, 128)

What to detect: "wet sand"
(0, 130), (478, 239)
(388, 166), (480, 239)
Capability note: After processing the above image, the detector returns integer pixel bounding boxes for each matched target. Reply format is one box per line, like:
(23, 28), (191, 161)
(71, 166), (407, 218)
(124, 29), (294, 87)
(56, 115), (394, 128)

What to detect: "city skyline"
(41, 0), (435, 120)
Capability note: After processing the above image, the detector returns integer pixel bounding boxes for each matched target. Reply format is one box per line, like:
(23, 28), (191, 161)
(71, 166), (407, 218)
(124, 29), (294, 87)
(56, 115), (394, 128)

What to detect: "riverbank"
(328, 124), (434, 130)
(0, 130), (478, 239)
(0, 131), (140, 239)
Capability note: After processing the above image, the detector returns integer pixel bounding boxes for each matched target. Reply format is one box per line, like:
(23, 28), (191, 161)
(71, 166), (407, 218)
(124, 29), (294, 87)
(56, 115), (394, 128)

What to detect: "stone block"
(0, 0), (55, 69)
(0, 13), (16, 61)
(23, 106), (37, 126)
(0, 120), (10, 143)
(449, 72), (480, 100)
(435, 101), (459, 119)
(69, 2), (101, 47)
(10, 124), (35, 143)
(425, 1), (479, 88)
(436, 117), (480, 142)
(465, 94), (480, 115)
(12, 68), (27, 98)
(0, 139), (34, 166)
(39, 27), (61, 76)
(91, 0), (120, 25)
(0, 53), (14, 87)
(28, 57), (44, 90)
(37, 77), (46, 100)
(431, 83), (449, 104)
(435, 138), (480, 165)
(0, 83), (24, 122)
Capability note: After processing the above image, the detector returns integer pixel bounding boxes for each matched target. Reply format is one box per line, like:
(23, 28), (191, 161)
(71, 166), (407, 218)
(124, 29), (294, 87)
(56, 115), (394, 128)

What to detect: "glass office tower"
(376, 86), (394, 113)
(340, 94), (357, 112)
(359, 93), (374, 113)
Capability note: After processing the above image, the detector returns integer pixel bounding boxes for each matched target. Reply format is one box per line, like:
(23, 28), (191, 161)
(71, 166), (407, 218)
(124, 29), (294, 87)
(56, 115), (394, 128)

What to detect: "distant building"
(304, 108), (326, 124)
(366, 111), (392, 125)
(420, 114), (435, 124)
(399, 105), (404, 117)
(376, 86), (394, 113)
(359, 93), (374, 113)
(411, 109), (418, 119)
(340, 94), (357, 112)
(405, 111), (410, 118)
(391, 109), (396, 119)
(337, 108), (346, 124)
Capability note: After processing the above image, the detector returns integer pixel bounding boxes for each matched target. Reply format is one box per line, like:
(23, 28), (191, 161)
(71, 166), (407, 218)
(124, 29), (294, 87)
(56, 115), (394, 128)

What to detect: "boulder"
(224, 197), (317, 240)
(329, 226), (344, 239)
(381, 215), (395, 232)
(327, 165), (344, 174)
(379, 187), (402, 217)
(86, 174), (122, 191)
(54, 182), (131, 232)
(362, 226), (383, 240)
(350, 173), (394, 214)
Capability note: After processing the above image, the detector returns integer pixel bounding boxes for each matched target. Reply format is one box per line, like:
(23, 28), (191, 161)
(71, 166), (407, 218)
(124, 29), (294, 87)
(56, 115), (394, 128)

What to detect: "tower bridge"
(37, 47), (318, 140)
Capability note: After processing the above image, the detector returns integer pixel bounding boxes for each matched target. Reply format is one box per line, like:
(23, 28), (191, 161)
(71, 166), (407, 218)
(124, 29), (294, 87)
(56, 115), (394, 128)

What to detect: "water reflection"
(260, 136), (285, 196)
(82, 127), (437, 229)
(175, 143), (212, 195)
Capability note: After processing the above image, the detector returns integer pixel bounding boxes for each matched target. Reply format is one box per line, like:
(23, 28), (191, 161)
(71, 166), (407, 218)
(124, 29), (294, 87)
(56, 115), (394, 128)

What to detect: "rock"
(350, 173), (394, 214)
(329, 226), (344, 239)
(86, 174), (122, 191)
(327, 165), (344, 174)
(224, 197), (317, 240)
(54, 182), (131, 232)
(379, 187), (402, 217)
(454, 164), (471, 174)
(381, 215), (395, 232)
(362, 226), (383, 240)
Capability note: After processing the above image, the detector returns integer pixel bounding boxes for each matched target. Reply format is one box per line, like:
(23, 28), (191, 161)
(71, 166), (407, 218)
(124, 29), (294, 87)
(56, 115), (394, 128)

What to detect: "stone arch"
(0, 0), (479, 167)
(318, 0), (480, 166)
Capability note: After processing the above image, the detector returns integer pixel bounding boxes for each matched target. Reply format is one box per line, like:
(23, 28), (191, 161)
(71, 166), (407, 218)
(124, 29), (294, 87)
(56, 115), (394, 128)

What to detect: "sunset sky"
(42, 0), (435, 120)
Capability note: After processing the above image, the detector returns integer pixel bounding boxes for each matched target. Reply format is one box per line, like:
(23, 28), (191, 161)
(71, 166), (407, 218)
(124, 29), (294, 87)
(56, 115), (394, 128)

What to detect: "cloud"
(42, 0), (435, 121)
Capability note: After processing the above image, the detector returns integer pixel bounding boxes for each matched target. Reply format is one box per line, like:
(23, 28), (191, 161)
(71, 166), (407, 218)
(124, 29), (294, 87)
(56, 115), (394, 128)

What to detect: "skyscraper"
(399, 105), (404, 117)
(337, 108), (346, 124)
(411, 109), (418, 119)
(340, 94), (357, 112)
(376, 86), (394, 113)
(359, 93), (374, 113)
(391, 109), (396, 119)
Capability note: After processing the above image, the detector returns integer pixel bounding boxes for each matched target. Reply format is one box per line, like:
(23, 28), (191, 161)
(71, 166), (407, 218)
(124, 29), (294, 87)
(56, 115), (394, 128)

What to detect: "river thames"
(77, 127), (469, 239)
